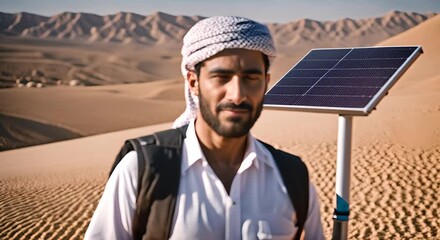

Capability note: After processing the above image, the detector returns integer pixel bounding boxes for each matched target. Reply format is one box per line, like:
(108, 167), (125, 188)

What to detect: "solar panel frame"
(264, 46), (423, 116)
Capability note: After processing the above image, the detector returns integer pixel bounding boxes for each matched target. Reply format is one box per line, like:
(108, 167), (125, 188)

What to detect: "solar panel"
(264, 46), (423, 115)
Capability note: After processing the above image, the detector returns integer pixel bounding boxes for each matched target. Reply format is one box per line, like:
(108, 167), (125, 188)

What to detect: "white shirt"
(85, 120), (324, 240)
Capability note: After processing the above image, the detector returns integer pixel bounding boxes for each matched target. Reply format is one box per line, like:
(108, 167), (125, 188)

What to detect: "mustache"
(216, 102), (253, 112)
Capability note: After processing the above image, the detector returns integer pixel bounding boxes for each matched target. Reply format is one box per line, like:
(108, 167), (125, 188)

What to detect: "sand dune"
(0, 81), (185, 137)
(1, 10), (440, 240)
(378, 15), (440, 89)
(0, 39), (185, 150)
(0, 113), (82, 151)
(0, 38), (183, 88)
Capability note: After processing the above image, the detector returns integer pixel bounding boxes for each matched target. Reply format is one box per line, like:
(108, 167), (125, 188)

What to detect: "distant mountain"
(267, 11), (437, 49)
(0, 11), (436, 46)
(0, 11), (204, 44)
(0, 12), (49, 36)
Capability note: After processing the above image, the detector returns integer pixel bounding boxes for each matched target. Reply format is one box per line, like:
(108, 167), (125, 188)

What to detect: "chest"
(170, 162), (296, 239)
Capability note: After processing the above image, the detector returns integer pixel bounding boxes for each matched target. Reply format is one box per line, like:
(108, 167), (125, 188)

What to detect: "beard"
(198, 89), (264, 138)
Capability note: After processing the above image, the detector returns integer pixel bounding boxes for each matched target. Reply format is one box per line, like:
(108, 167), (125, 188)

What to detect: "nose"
(226, 76), (247, 105)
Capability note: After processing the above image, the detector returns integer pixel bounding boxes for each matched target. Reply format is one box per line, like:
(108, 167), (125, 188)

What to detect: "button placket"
(226, 173), (241, 240)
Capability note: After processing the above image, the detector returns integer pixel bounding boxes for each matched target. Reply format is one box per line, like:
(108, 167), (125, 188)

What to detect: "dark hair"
(194, 53), (270, 78)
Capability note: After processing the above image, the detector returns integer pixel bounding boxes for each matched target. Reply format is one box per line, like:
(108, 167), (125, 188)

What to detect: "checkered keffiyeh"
(173, 16), (276, 128)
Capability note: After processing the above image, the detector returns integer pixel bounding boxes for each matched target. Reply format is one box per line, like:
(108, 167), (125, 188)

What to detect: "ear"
(187, 70), (199, 96)
(265, 73), (271, 89)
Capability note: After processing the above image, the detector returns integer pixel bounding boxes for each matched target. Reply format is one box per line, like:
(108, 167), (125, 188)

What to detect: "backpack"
(110, 125), (309, 240)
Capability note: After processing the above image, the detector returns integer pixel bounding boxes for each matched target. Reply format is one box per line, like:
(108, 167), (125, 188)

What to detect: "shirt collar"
(182, 119), (274, 174)
(182, 119), (204, 173)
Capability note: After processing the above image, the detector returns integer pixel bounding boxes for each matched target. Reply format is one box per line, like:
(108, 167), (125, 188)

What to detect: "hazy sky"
(1, 0), (439, 23)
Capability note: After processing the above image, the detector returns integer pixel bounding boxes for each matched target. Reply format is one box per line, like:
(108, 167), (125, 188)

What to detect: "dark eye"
(212, 74), (231, 82)
(244, 74), (261, 81)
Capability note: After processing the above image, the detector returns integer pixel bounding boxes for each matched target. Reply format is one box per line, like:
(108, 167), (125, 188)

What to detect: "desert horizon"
(1, 9), (439, 239)
(0, 10), (437, 150)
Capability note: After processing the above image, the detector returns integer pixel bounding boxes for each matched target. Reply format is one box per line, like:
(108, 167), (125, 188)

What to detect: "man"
(85, 16), (324, 239)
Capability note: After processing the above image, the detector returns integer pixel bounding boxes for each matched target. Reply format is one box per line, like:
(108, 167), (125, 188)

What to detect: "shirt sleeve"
(303, 182), (325, 240)
(84, 151), (138, 240)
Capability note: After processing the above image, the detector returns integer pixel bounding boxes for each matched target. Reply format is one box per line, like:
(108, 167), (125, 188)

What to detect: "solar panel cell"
(276, 77), (320, 86)
(307, 86), (379, 96)
(316, 77), (388, 87)
(303, 49), (351, 60)
(285, 69), (328, 78)
(295, 96), (371, 108)
(326, 69), (397, 78)
(267, 86), (309, 95)
(334, 59), (405, 69)
(294, 60), (339, 69)
(345, 47), (416, 59)
(264, 95), (300, 105)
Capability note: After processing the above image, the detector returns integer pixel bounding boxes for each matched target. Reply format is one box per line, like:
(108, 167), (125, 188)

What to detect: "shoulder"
(110, 150), (138, 181)
(120, 150), (137, 165)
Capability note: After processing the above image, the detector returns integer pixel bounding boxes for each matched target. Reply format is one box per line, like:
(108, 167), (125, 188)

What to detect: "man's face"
(191, 49), (270, 138)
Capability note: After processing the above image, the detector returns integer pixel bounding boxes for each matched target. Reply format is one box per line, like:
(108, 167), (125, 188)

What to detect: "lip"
(223, 109), (249, 115)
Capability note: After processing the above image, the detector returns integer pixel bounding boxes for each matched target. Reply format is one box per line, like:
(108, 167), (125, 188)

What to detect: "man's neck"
(195, 119), (248, 165)
(194, 119), (248, 193)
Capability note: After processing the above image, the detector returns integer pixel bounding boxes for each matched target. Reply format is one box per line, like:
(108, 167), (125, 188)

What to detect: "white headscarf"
(173, 16), (276, 128)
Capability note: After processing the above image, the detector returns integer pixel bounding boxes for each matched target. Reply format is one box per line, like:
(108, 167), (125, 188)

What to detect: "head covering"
(173, 16), (276, 128)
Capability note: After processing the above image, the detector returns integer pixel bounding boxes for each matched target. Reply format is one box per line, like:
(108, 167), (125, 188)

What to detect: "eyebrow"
(209, 68), (235, 75)
(208, 68), (264, 75)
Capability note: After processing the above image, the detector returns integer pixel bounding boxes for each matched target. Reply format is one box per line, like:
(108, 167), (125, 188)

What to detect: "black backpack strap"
(110, 125), (188, 240)
(259, 141), (309, 240)
(110, 139), (138, 177)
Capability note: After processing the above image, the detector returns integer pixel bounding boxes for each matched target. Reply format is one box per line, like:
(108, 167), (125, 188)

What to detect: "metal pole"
(332, 115), (353, 240)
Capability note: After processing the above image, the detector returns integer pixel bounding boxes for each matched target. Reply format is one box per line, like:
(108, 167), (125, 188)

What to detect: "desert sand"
(1, 13), (439, 239)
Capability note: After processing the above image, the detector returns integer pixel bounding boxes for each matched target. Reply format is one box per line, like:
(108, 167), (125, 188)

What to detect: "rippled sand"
(1, 127), (439, 239)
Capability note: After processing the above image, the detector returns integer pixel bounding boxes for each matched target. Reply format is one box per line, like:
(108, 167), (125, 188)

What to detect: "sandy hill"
(377, 15), (440, 90)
